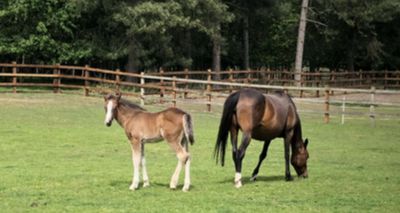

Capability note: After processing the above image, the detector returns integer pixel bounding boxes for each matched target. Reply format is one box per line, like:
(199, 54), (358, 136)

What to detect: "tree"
(294, 0), (309, 86)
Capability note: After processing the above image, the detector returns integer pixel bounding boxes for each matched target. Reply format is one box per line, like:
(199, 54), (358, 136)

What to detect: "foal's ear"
(304, 138), (309, 148)
(115, 92), (122, 101)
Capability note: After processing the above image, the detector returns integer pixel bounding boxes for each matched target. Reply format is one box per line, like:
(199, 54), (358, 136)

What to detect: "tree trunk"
(243, 15), (250, 70)
(212, 29), (221, 81)
(126, 38), (139, 83)
(294, 0), (309, 87)
(185, 29), (192, 69)
(346, 27), (356, 72)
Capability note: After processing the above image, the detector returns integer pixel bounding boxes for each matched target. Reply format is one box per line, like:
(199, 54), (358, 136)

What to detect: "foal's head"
(104, 93), (121, 127)
(291, 138), (309, 178)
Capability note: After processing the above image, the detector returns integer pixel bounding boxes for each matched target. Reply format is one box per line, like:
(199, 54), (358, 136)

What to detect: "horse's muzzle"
(105, 121), (112, 127)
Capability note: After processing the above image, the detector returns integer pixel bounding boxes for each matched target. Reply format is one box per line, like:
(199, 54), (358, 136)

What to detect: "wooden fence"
(1, 62), (400, 124)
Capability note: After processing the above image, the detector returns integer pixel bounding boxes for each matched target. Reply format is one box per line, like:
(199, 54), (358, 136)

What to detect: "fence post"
(229, 68), (234, 93)
(115, 69), (121, 92)
(172, 76), (177, 108)
(300, 72), (304, 98)
(140, 72), (145, 106)
(384, 70), (388, 89)
(206, 69), (212, 112)
(159, 68), (164, 103)
(324, 85), (330, 123)
(12, 61), (17, 93)
(246, 69), (251, 84)
(84, 65), (90, 96)
(316, 71), (320, 97)
(341, 91), (346, 125)
(370, 86), (376, 127)
(184, 68), (189, 99)
(53, 64), (60, 93)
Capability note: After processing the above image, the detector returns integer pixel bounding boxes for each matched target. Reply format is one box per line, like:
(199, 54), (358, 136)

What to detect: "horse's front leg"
(250, 140), (271, 181)
(234, 132), (251, 188)
(284, 131), (294, 181)
(129, 139), (141, 190)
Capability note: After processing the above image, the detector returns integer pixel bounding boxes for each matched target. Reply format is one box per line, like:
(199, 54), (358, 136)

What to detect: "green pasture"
(0, 93), (399, 212)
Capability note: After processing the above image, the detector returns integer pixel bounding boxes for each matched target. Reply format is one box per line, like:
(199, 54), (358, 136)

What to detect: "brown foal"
(104, 93), (194, 191)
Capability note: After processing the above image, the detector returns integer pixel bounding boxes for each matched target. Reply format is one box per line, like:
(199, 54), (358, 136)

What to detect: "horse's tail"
(214, 91), (240, 166)
(182, 113), (194, 145)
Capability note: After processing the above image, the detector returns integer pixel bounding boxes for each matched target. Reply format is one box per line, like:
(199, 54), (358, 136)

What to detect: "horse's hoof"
(235, 181), (242, 188)
(143, 182), (150, 188)
(250, 175), (257, 181)
(182, 186), (190, 192)
(285, 176), (294, 181)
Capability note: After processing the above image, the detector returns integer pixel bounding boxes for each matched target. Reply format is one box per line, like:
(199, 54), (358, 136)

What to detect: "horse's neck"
(115, 105), (142, 129)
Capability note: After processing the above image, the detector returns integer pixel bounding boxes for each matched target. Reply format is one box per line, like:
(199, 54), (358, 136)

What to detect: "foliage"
(0, 0), (399, 70)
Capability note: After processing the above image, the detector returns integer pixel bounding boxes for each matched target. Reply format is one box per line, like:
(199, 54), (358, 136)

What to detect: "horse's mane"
(119, 98), (146, 111)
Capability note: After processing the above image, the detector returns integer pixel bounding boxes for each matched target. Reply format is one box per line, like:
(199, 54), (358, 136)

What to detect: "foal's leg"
(182, 143), (191, 192)
(141, 144), (150, 187)
(129, 140), (142, 190)
(250, 140), (272, 181)
(284, 131), (294, 181)
(234, 132), (252, 188)
(168, 136), (189, 190)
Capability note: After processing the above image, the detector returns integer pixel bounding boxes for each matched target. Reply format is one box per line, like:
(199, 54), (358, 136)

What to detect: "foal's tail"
(214, 91), (240, 166)
(183, 114), (195, 145)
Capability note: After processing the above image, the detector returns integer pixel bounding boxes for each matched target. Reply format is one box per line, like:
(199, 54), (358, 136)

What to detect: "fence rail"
(1, 62), (400, 124)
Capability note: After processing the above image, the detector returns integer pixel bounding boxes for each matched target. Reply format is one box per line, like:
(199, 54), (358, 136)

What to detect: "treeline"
(0, 0), (399, 73)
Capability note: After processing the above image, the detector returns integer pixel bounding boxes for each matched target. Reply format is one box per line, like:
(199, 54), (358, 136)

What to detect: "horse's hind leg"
(182, 142), (191, 192)
(168, 137), (189, 191)
(129, 140), (141, 190)
(250, 140), (271, 181)
(234, 131), (252, 188)
(141, 145), (149, 187)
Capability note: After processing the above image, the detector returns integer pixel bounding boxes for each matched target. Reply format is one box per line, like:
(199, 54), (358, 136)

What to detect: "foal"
(104, 93), (194, 191)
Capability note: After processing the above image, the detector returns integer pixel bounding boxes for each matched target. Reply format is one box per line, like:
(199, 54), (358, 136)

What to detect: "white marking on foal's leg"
(129, 151), (141, 190)
(235, 172), (242, 188)
(182, 156), (191, 192)
(104, 101), (113, 125)
(170, 160), (183, 189)
(141, 156), (149, 187)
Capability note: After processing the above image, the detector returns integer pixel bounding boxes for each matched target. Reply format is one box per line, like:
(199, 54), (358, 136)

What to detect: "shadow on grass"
(217, 175), (285, 184)
(109, 180), (196, 190)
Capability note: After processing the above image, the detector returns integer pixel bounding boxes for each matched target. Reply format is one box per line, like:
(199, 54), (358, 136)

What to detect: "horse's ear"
(304, 138), (309, 148)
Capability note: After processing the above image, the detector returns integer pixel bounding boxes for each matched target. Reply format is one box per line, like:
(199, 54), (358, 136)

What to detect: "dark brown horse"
(104, 93), (194, 191)
(214, 88), (309, 188)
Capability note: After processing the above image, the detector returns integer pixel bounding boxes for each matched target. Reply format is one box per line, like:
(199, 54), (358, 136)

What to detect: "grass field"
(0, 92), (399, 212)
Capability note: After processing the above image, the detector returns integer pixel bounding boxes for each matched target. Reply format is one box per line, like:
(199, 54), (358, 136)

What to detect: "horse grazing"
(214, 88), (309, 188)
(103, 93), (194, 191)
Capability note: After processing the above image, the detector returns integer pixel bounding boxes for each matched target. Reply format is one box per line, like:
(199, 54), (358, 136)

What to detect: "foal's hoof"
(129, 184), (138, 191)
(182, 186), (190, 192)
(143, 182), (150, 188)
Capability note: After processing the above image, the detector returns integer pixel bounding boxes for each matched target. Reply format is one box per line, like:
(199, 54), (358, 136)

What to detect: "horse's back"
(235, 89), (266, 132)
(251, 92), (299, 141)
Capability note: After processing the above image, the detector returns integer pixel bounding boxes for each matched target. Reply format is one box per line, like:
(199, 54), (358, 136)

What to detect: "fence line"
(1, 62), (400, 124)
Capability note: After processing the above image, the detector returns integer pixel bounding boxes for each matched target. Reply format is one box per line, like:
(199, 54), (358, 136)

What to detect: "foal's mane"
(119, 98), (146, 111)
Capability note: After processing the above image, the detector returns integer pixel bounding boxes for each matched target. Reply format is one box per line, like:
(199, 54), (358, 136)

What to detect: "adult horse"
(214, 88), (309, 188)
(104, 93), (194, 191)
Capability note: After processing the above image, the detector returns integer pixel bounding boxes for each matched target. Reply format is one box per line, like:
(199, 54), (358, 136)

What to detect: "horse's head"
(291, 138), (309, 178)
(103, 93), (121, 127)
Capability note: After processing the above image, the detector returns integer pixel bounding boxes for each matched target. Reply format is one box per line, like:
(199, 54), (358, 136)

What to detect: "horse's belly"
(251, 126), (281, 141)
